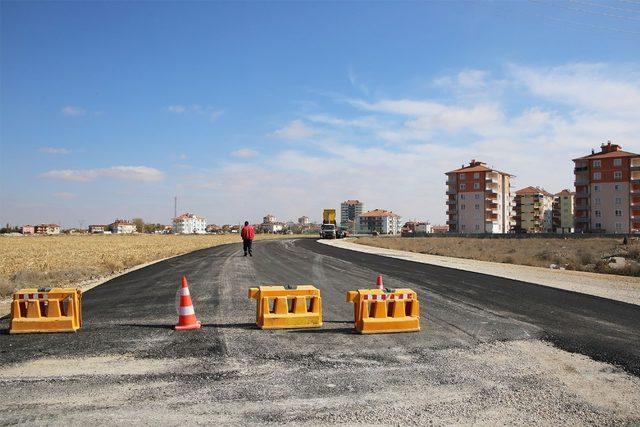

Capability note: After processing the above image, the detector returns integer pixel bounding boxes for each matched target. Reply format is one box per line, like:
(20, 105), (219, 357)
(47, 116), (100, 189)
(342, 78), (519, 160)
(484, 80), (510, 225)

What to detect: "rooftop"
(516, 186), (554, 197)
(446, 159), (512, 176)
(358, 209), (400, 218)
(342, 200), (361, 205)
(174, 213), (205, 220)
(574, 141), (639, 160)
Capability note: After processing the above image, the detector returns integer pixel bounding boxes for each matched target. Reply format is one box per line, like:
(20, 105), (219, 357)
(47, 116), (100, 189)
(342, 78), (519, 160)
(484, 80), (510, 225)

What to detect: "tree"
(132, 218), (145, 233)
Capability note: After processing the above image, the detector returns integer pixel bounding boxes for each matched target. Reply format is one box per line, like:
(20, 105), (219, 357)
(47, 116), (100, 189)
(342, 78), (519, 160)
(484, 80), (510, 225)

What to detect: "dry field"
(0, 234), (305, 297)
(356, 236), (640, 276)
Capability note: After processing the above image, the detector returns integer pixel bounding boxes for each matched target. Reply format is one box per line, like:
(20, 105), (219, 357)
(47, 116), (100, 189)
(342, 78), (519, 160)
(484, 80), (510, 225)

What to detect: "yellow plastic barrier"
(248, 285), (322, 329)
(10, 288), (82, 334)
(346, 288), (420, 334)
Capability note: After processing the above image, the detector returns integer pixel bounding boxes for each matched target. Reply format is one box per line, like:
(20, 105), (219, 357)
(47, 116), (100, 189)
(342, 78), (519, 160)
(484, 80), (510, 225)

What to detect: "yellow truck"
(320, 209), (342, 239)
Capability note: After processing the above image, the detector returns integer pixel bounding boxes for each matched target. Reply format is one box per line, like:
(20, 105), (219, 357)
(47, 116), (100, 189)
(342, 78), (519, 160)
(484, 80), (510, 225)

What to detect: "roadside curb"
(317, 238), (640, 306)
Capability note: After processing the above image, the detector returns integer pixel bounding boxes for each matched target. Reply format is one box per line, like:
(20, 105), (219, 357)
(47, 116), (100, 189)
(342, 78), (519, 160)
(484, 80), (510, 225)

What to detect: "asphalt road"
(1, 238), (639, 424)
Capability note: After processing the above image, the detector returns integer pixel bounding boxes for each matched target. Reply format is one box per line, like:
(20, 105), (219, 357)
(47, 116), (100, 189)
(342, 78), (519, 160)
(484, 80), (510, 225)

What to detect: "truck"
(320, 209), (341, 239)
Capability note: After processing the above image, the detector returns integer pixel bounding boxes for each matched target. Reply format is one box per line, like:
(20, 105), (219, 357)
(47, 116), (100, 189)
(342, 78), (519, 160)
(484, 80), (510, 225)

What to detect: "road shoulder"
(318, 238), (640, 306)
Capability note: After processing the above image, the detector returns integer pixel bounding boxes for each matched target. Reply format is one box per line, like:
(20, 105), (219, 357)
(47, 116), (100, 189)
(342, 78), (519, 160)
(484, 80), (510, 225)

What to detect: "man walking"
(241, 221), (255, 257)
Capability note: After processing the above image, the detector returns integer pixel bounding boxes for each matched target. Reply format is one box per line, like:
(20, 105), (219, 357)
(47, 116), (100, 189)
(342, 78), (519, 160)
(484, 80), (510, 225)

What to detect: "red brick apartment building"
(446, 160), (515, 234)
(573, 142), (640, 233)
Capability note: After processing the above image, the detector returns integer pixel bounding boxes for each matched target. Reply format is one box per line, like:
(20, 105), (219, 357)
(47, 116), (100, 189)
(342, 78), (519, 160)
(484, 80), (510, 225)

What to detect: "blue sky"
(1, 1), (639, 227)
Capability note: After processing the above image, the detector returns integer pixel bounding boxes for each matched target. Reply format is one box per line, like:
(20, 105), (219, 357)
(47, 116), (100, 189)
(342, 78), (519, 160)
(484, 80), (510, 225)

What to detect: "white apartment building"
(574, 142), (640, 234)
(514, 187), (554, 233)
(446, 160), (515, 234)
(262, 222), (284, 233)
(340, 200), (363, 228)
(298, 216), (310, 226)
(173, 213), (207, 234)
(110, 220), (136, 234)
(553, 189), (575, 234)
(356, 209), (401, 235)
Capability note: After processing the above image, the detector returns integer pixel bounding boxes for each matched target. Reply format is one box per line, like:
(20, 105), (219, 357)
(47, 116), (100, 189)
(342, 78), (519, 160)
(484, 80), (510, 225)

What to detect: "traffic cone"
(175, 276), (201, 330)
(376, 275), (384, 291)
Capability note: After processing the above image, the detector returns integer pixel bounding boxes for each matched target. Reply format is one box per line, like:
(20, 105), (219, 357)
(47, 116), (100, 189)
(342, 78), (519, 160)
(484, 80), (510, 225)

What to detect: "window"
(473, 172), (480, 179)
(475, 224), (480, 231)
(460, 173), (466, 180)
(460, 194), (465, 200)
(475, 204), (480, 210)
(595, 197), (601, 205)
(474, 194), (480, 199)
(461, 204), (466, 210)
(614, 171), (622, 180)
(616, 197), (622, 205)
(594, 185), (600, 192)
(615, 184), (621, 191)
(460, 183), (466, 190)
(595, 223), (602, 229)
(616, 222), (623, 231)
(593, 172), (601, 180)
(461, 224), (466, 230)
(614, 158), (622, 167)
(615, 210), (622, 217)
(595, 210), (601, 218)
(593, 160), (601, 168)
(473, 183), (480, 189)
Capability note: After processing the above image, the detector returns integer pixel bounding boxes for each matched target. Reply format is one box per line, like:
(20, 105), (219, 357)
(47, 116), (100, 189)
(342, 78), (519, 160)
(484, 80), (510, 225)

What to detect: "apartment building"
(298, 216), (310, 226)
(263, 214), (277, 224)
(553, 190), (575, 234)
(340, 200), (363, 228)
(88, 224), (109, 234)
(110, 220), (136, 234)
(445, 160), (515, 234)
(514, 186), (554, 233)
(574, 142), (640, 233)
(173, 213), (207, 234)
(356, 209), (401, 235)
(35, 224), (61, 235)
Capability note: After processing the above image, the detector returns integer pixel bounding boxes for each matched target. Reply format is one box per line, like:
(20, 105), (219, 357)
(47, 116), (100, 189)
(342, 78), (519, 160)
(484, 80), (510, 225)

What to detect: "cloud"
(39, 147), (71, 155)
(61, 106), (86, 116)
(231, 148), (259, 158)
(179, 154), (188, 160)
(53, 192), (76, 200)
(167, 105), (224, 121)
(41, 166), (165, 182)
(271, 120), (316, 140)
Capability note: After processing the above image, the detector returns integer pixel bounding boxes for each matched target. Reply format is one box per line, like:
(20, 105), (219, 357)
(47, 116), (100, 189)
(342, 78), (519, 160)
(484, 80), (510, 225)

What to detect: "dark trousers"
(243, 239), (253, 255)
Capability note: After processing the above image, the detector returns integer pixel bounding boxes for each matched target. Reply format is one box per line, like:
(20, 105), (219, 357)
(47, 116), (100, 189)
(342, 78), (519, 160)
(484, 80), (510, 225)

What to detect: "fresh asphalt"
(1, 238), (639, 375)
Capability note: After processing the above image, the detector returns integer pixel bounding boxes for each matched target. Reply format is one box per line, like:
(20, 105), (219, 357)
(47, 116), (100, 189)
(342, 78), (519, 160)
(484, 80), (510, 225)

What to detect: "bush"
(0, 276), (15, 297)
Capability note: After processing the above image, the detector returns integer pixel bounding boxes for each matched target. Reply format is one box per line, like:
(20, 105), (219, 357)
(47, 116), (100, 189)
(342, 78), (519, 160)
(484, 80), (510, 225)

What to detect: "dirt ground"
(356, 236), (640, 276)
(0, 233), (309, 297)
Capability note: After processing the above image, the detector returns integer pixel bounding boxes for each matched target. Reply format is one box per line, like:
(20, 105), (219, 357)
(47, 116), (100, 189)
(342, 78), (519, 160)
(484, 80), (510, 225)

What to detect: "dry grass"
(0, 234), (303, 297)
(356, 236), (640, 277)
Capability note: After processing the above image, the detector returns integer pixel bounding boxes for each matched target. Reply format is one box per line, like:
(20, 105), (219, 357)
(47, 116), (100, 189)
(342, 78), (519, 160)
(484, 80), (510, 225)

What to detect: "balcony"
(446, 188), (456, 195)
(632, 172), (640, 182)
(575, 191), (589, 198)
(446, 199), (456, 205)
(446, 179), (456, 186)
(446, 219), (457, 225)
(574, 166), (588, 173)
(632, 197), (640, 206)
(576, 217), (589, 223)
(575, 205), (589, 211)
(632, 159), (640, 171)
(485, 175), (500, 185)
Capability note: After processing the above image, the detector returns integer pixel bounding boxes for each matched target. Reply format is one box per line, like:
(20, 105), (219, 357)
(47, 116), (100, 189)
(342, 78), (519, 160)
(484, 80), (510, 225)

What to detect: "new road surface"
(1, 239), (639, 424)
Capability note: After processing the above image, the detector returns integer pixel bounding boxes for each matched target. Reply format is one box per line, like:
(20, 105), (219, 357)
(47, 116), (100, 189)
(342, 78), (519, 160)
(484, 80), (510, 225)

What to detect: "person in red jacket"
(240, 221), (255, 257)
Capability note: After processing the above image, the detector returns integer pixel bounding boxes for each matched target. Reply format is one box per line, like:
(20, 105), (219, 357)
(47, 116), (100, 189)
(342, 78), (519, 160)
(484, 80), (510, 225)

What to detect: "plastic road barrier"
(346, 288), (420, 334)
(10, 288), (82, 334)
(248, 285), (322, 329)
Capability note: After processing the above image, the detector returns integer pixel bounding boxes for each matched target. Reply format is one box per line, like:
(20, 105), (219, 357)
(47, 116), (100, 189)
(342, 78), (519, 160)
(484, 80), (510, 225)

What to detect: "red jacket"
(241, 225), (255, 241)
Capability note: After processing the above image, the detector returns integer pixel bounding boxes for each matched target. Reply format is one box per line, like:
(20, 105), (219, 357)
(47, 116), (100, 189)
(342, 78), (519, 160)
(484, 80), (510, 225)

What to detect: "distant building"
(263, 214), (277, 224)
(401, 221), (433, 237)
(21, 225), (35, 235)
(173, 213), (207, 234)
(446, 160), (515, 234)
(514, 187), (554, 233)
(553, 190), (575, 234)
(341, 200), (363, 228)
(298, 216), (310, 226)
(110, 220), (136, 234)
(206, 224), (222, 234)
(356, 209), (401, 235)
(35, 224), (60, 235)
(431, 225), (449, 234)
(574, 141), (640, 233)
(89, 224), (109, 234)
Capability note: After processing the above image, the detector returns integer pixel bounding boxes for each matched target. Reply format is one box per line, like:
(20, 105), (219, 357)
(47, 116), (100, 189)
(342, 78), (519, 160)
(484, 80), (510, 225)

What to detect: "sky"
(1, 1), (639, 228)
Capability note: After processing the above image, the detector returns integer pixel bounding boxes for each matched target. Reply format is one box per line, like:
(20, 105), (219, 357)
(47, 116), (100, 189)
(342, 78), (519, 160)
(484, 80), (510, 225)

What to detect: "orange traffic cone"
(376, 275), (384, 291)
(175, 276), (201, 330)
